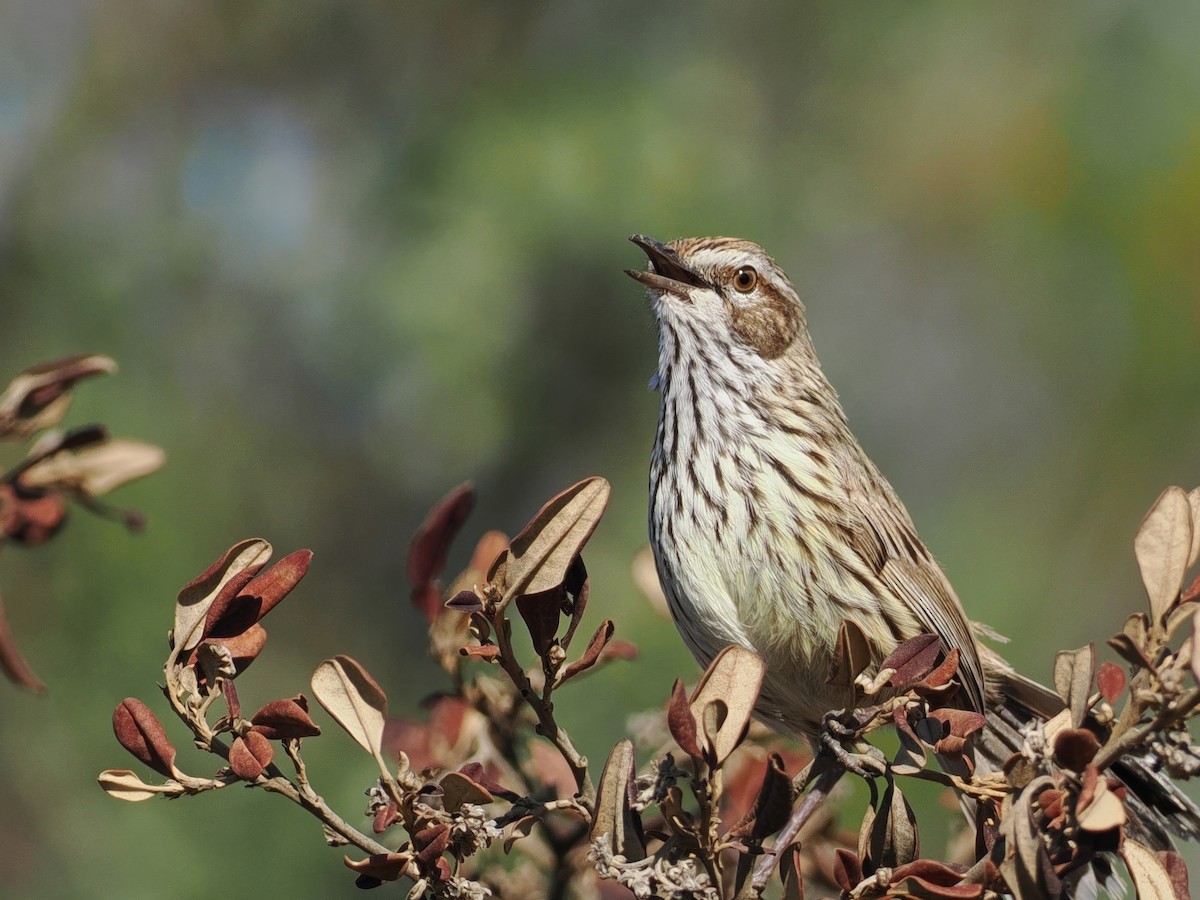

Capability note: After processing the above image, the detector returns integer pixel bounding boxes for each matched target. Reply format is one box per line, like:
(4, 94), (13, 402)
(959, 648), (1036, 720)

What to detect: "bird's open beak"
(626, 235), (706, 295)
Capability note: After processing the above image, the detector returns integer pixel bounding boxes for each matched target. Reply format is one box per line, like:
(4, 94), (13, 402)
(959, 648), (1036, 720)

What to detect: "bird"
(625, 233), (1199, 853)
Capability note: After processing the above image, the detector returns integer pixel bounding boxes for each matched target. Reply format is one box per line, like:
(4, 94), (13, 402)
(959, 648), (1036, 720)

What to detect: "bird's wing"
(842, 453), (988, 714)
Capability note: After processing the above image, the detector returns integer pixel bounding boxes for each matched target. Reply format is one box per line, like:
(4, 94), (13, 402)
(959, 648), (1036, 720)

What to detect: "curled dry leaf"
(174, 539), (272, 656)
(882, 633), (943, 686)
(591, 738), (646, 862)
(439, 771), (493, 812)
(0, 354), (116, 438)
(343, 850), (414, 884)
(204, 549), (312, 639)
(557, 618), (615, 684)
(251, 695), (321, 739)
(229, 731), (275, 780)
(829, 619), (873, 687)
(112, 698), (178, 778)
(1122, 838), (1182, 900)
(19, 439), (165, 497)
(667, 678), (702, 759)
(1135, 486), (1194, 626)
(688, 645), (765, 767)
(505, 476), (610, 596)
(311, 655), (388, 762)
(97, 769), (185, 802)
(866, 779), (919, 870)
(727, 751), (793, 842)
(197, 624), (268, 677)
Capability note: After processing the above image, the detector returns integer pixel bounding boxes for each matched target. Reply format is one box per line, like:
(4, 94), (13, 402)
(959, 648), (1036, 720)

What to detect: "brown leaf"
(1052, 728), (1100, 772)
(311, 655), (388, 762)
(1135, 486), (1194, 625)
(174, 539), (272, 656)
(204, 549), (312, 639)
(229, 731), (274, 780)
(1109, 613), (1156, 670)
(343, 851), (413, 883)
(558, 619), (615, 684)
(445, 590), (483, 614)
(690, 646), (765, 767)
(0, 590), (45, 691)
(469, 529), (509, 576)
(199, 623), (268, 677)
(591, 739), (646, 862)
(413, 823), (451, 871)
(458, 761), (521, 802)
(250, 695), (321, 739)
(883, 633), (943, 686)
(833, 848), (863, 892)
(440, 771), (494, 811)
(515, 586), (564, 656)
(667, 678), (702, 758)
(408, 483), (475, 623)
(505, 477), (610, 596)
(373, 801), (399, 834)
(459, 643), (500, 661)
(1096, 661), (1127, 705)
(727, 752), (794, 842)
(829, 619), (874, 687)
(112, 698), (178, 778)
(867, 778), (919, 870)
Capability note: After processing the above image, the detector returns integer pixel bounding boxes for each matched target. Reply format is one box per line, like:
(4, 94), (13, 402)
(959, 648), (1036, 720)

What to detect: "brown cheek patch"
(729, 285), (800, 359)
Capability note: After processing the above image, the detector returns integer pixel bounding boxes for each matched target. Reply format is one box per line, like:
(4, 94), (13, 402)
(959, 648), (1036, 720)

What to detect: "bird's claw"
(819, 711), (887, 779)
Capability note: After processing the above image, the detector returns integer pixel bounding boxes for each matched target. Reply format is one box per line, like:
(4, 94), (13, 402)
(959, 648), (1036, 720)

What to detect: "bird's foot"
(819, 710), (888, 779)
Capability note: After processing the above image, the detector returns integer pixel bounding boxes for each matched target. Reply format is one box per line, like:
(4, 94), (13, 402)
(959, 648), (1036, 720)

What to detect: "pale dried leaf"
(505, 477), (610, 596)
(1135, 487), (1194, 625)
(1053, 645), (1095, 728)
(311, 655), (388, 762)
(868, 779), (919, 869)
(1077, 780), (1127, 832)
(999, 775), (1060, 900)
(591, 738), (645, 861)
(174, 540), (272, 656)
(1122, 838), (1181, 900)
(20, 439), (165, 495)
(1189, 488), (1200, 571)
(689, 645), (765, 766)
(0, 354), (116, 438)
(828, 619), (873, 687)
(97, 769), (183, 802)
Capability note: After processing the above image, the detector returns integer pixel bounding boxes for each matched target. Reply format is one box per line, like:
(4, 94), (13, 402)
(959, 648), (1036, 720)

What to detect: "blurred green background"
(2, 2), (1199, 896)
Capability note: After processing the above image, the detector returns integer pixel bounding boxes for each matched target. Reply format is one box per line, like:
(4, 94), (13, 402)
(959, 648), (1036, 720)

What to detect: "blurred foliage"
(1, 1), (1199, 895)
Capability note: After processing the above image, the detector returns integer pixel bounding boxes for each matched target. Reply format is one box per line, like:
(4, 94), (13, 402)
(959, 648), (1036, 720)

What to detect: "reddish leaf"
(251, 695), (321, 739)
(413, 823), (450, 871)
(558, 619), (615, 683)
(445, 590), (483, 614)
(343, 851), (413, 883)
(223, 680), (242, 720)
(373, 801), (399, 834)
(440, 771), (494, 811)
(0, 590), (45, 692)
(1096, 662), (1127, 705)
(927, 708), (986, 739)
(408, 483), (475, 623)
(0, 485), (68, 546)
(1184, 572), (1200, 606)
(515, 586), (564, 656)
(884, 634), (944, 686)
(381, 718), (433, 771)
(727, 752), (794, 841)
(458, 761), (521, 802)
(112, 698), (177, 777)
(834, 848), (863, 891)
(205, 549), (312, 638)
(193, 624), (268, 678)
(229, 731), (274, 780)
(1158, 850), (1192, 900)
(1052, 728), (1100, 772)
(667, 678), (702, 759)
(601, 639), (638, 661)
(917, 647), (961, 689)
(890, 858), (975, 887)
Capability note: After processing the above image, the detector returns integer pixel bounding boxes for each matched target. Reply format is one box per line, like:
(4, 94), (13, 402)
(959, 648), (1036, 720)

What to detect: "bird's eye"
(733, 267), (758, 293)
